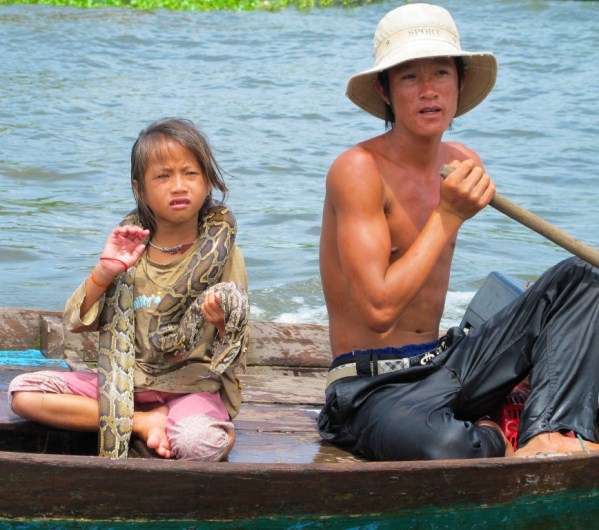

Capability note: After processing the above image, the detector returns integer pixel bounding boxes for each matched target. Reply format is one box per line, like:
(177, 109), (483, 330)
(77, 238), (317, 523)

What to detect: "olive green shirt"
(63, 244), (248, 418)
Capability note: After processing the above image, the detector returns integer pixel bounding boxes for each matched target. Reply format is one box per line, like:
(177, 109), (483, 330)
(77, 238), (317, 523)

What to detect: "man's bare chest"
(384, 185), (440, 255)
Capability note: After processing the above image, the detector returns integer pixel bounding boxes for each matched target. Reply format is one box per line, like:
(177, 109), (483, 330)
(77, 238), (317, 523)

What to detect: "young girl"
(9, 118), (249, 461)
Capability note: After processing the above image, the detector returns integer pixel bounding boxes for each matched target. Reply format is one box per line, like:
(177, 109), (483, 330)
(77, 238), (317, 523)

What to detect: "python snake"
(96, 205), (248, 459)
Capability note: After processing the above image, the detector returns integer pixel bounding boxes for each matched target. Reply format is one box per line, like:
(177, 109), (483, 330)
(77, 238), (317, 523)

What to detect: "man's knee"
(365, 407), (505, 461)
(376, 411), (463, 460)
(361, 405), (439, 460)
(167, 415), (234, 461)
(423, 421), (506, 460)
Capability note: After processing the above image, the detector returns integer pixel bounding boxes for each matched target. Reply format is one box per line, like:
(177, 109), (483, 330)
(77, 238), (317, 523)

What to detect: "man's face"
(387, 57), (460, 136)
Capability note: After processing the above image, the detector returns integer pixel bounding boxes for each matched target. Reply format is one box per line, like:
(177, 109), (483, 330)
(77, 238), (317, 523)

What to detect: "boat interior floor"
(0, 368), (360, 464)
(0, 309), (362, 464)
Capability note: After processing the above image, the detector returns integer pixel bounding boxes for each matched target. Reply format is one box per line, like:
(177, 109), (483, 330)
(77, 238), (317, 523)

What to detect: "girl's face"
(139, 137), (210, 229)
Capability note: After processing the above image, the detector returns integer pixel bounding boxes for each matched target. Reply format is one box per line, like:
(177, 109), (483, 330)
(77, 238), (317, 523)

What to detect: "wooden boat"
(1, 307), (599, 527)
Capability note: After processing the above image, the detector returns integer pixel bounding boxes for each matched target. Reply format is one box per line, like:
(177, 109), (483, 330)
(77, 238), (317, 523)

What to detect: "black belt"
(326, 338), (448, 387)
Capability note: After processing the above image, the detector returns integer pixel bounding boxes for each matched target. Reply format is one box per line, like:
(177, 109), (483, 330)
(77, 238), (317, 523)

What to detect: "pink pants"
(8, 370), (234, 461)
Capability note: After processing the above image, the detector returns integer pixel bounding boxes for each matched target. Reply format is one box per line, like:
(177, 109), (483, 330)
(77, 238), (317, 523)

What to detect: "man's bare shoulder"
(326, 142), (385, 206)
(444, 141), (483, 165)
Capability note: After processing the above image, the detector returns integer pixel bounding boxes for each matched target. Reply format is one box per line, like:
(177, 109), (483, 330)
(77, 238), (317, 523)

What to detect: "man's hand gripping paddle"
(440, 165), (599, 268)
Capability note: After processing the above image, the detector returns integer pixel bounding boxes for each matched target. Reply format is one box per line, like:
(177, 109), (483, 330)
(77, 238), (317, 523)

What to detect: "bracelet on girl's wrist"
(100, 256), (129, 272)
(89, 269), (111, 289)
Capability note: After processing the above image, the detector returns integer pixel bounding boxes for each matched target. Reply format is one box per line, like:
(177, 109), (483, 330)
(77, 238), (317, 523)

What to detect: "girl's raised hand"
(99, 225), (150, 277)
(201, 291), (225, 337)
(82, 225), (149, 315)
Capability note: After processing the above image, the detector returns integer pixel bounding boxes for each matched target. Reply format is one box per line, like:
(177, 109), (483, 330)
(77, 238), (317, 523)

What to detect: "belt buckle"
(418, 341), (445, 366)
(419, 351), (437, 366)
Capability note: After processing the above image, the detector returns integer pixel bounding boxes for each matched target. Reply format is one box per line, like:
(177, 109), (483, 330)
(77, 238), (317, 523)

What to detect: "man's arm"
(327, 149), (494, 333)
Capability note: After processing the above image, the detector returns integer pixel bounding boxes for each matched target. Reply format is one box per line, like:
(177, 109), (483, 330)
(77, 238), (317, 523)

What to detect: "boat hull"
(1, 449), (599, 521)
(1, 307), (599, 524)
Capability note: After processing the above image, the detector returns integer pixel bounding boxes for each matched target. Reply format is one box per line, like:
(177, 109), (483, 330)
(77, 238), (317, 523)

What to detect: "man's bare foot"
(514, 432), (599, 458)
(477, 419), (514, 457)
(133, 405), (172, 458)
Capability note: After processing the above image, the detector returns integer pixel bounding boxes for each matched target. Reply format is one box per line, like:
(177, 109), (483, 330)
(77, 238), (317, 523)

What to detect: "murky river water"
(1, 0), (598, 329)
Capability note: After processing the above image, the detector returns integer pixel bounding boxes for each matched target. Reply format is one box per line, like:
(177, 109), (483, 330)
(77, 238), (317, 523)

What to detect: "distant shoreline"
(0, 0), (378, 11)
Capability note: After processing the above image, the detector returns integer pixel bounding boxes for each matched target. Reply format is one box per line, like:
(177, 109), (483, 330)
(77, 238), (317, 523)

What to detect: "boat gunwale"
(1, 446), (596, 473)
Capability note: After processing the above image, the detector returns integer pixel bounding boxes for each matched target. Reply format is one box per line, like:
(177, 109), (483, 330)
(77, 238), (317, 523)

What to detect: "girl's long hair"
(130, 117), (228, 235)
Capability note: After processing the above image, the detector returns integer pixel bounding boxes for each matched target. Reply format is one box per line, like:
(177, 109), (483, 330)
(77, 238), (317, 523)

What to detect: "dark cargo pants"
(318, 257), (599, 460)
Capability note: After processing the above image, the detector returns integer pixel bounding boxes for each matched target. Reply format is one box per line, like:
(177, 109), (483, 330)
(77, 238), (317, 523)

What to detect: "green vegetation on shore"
(0, 0), (378, 10)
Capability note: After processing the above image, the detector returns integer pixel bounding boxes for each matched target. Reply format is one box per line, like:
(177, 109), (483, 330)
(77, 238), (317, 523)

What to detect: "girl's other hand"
(99, 225), (149, 278)
(201, 291), (225, 337)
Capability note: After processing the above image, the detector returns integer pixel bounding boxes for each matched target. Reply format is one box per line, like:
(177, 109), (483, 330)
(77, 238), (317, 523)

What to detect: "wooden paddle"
(440, 164), (599, 268)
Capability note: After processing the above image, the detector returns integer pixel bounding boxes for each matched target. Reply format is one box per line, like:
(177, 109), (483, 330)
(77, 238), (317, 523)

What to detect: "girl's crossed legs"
(8, 370), (234, 461)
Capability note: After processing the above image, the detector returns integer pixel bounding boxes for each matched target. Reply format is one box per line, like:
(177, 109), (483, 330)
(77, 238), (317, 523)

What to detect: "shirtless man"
(318, 3), (599, 460)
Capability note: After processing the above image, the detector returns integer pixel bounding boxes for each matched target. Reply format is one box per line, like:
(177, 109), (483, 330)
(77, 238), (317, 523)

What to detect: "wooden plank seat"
(0, 308), (358, 464)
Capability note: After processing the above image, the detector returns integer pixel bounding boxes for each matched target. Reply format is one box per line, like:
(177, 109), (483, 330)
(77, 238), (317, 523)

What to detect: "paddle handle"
(440, 165), (599, 268)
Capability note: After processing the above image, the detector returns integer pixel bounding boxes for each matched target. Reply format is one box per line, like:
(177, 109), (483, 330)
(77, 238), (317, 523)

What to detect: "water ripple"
(1, 1), (598, 326)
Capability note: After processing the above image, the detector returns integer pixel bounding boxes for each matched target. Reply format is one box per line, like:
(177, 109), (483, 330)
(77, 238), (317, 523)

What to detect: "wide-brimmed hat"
(346, 3), (497, 120)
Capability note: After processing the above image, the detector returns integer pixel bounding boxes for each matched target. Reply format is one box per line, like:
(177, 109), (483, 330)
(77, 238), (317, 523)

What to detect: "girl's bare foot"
(515, 432), (599, 458)
(133, 405), (172, 458)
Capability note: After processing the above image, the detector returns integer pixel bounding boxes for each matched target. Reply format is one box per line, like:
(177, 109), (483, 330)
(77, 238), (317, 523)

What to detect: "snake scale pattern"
(97, 205), (248, 459)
